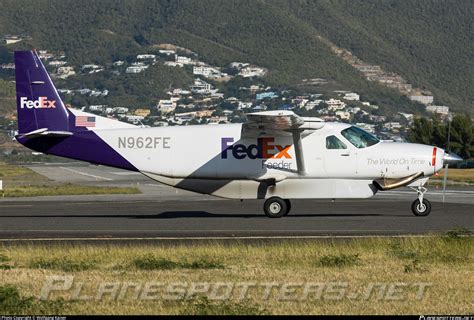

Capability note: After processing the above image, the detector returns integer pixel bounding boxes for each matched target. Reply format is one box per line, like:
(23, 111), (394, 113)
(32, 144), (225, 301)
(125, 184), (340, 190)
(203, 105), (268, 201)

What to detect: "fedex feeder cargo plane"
(14, 51), (462, 217)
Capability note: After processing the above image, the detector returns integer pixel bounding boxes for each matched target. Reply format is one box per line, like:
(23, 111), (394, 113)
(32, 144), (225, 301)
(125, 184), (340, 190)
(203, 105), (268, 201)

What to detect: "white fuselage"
(92, 122), (444, 200)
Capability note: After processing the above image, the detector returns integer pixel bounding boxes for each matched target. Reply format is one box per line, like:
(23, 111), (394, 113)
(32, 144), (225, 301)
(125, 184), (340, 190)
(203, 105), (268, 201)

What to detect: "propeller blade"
(443, 152), (463, 166)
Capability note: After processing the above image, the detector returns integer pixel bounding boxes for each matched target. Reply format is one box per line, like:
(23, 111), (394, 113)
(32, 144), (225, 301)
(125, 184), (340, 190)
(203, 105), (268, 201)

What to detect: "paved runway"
(0, 162), (472, 240)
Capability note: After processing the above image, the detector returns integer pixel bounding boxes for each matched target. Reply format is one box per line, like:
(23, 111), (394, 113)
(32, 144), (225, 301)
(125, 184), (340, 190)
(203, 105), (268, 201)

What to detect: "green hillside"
(283, 0), (473, 112)
(0, 0), (471, 113)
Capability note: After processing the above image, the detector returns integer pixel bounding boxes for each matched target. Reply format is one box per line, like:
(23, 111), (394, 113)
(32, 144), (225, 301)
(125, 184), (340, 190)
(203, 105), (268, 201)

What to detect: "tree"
(431, 116), (447, 149)
(407, 117), (432, 145)
(449, 114), (472, 158)
(408, 115), (473, 159)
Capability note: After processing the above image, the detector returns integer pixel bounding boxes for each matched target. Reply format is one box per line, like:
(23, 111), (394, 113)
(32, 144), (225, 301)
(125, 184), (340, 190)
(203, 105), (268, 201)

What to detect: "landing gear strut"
(263, 197), (291, 218)
(410, 185), (431, 216)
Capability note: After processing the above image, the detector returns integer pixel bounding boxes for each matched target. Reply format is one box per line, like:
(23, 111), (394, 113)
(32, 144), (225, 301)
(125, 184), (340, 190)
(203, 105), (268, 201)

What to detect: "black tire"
(264, 197), (288, 218)
(411, 199), (431, 216)
(284, 199), (292, 216)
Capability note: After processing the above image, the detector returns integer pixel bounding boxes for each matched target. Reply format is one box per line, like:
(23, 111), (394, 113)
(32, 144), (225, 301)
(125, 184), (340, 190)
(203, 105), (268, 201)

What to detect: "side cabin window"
(341, 126), (379, 149)
(326, 135), (347, 149)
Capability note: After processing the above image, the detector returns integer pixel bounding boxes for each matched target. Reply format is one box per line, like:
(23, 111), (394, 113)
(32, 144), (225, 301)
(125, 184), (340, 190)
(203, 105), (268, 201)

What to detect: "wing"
(242, 110), (325, 176)
(244, 110), (305, 132)
(242, 110), (325, 134)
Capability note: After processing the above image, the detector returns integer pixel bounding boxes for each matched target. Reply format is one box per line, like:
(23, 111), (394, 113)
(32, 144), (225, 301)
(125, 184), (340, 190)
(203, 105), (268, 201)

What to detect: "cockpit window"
(326, 135), (347, 149)
(341, 126), (379, 148)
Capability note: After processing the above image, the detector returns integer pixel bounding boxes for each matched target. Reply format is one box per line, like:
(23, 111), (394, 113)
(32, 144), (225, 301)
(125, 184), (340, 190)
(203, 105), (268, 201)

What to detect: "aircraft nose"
(443, 152), (463, 165)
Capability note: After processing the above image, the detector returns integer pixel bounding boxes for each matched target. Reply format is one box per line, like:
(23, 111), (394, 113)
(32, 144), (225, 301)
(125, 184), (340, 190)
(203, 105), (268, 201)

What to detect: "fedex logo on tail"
(221, 137), (292, 159)
(20, 97), (56, 109)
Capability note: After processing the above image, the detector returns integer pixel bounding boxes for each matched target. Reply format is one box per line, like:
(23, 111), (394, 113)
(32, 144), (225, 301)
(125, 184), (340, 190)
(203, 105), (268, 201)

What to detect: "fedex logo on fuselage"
(221, 137), (292, 159)
(20, 97), (56, 109)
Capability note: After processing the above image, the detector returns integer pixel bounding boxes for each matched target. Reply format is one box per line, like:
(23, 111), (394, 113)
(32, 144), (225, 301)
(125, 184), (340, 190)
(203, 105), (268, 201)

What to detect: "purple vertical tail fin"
(15, 51), (69, 134)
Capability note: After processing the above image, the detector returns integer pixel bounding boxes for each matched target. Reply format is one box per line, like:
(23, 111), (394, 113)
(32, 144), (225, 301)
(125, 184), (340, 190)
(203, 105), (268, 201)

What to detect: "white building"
(291, 98), (309, 109)
(335, 111), (351, 120)
(56, 66), (75, 79)
(58, 89), (73, 95)
(77, 89), (91, 95)
(409, 95), (434, 105)
(193, 66), (221, 78)
(229, 62), (249, 69)
(137, 54), (156, 60)
(49, 60), (67, 67)
(249, 85), (263, 93)
(175, 54), (193, 65)
(113, 60), (125, 66)
(164, 61), (183, 67)
(123, 115), (145, 125)
(343, 92), (360, 101)
(89, 105), (106, 112)
(239, 67), (266, 78)
(190, 79), (214, 95)
(38, 50), (54, 60)
(355, 123), (376, 134)
(346, 106), (361, 114)
(210, 92), (224, 99)
(209, 116), (228, 124)
(159, 50), (175, 56)
(82, 64), (101, 70)
(126, 65), (148, 73)
(170, 88), (191, 96)
(113, 107), (129, 114)
(304, 100), (322, 110)
(384, 122), (403, 131)
(238, 101), (253, 109)
(88, 68), (104, 74)
(157, 100), (177, 113)
(89, 89), (109, 97)
(325, 99), (346, 111)
(3, 36), (23, 44)
(0, 63), (15, 69)
(426, 105), (449, 116)
(369, 115), (387, 122)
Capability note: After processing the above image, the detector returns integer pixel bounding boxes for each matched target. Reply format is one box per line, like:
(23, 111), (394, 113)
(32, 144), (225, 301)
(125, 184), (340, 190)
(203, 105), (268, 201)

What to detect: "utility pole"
(442, 113), (453, 203)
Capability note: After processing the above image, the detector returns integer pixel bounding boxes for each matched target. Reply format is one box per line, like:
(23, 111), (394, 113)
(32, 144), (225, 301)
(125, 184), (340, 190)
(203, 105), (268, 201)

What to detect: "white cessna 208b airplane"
(14, 51), (463, 217)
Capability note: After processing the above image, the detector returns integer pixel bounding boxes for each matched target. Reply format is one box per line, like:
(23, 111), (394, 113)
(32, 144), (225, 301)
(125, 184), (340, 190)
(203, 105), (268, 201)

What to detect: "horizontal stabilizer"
(17, 128), (73, 139)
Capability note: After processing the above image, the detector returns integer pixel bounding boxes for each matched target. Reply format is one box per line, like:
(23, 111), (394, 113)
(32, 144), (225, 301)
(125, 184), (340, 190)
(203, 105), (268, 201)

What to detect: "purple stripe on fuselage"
(17, 131), (137, 171)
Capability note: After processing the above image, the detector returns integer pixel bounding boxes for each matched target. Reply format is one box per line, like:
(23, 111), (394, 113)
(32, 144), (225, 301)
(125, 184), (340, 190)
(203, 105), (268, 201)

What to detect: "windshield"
(341, 126), (379, 148)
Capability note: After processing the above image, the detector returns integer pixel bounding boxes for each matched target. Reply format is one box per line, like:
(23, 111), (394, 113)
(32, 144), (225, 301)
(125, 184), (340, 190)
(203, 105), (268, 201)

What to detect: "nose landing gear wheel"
(264, 197), (290, 218)
(411, 199), (431, 216)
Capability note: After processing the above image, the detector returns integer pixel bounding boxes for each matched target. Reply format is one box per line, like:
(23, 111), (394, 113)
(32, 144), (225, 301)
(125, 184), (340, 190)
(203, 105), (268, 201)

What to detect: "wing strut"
(292, 130), (306, 176)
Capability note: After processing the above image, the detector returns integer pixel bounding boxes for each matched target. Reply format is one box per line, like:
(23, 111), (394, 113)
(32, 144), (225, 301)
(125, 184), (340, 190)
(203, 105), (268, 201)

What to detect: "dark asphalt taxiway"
(0, 198), (472, 239)
(0, 162), (471, 240)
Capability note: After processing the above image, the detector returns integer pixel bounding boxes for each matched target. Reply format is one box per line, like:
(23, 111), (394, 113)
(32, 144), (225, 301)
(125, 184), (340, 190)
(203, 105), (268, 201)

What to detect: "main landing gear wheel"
(264, 197), (291, 218)
(411, 199), (431, 216)
(410, 185), (431, 216)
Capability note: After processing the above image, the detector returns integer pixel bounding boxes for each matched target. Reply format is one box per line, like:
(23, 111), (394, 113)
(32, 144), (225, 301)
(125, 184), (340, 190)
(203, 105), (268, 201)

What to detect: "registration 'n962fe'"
(118, 136), (171, 149)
